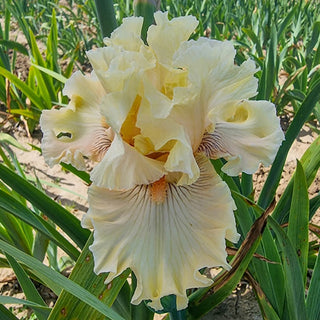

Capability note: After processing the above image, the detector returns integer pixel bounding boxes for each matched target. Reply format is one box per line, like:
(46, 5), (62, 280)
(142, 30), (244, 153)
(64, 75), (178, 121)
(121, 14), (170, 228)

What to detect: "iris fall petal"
(82, 154), (239, 310)
(40, 72), (110, 169)
(203, 100), (285, 175)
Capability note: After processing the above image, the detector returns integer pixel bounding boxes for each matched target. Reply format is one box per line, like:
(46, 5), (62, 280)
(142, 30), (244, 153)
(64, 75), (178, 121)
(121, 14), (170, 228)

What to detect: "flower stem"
(168, 308), (187, 320)
(133, 0), (156, 43)
(94, 0), (118, 38)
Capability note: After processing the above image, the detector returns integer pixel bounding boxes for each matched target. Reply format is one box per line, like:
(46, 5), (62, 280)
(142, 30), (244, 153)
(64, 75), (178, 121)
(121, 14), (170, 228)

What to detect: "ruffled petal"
(83, 154), (239, 310)
(201, 100), (284, 175)
(147, 11), (198, 65)
(104, 16), (144, 51)
(87, 46), (155, 93)
(174, 38), (259, 108)
(90, 134), (166, 189)
(136, 98), (200, 184)
(40, 72), (110, 169)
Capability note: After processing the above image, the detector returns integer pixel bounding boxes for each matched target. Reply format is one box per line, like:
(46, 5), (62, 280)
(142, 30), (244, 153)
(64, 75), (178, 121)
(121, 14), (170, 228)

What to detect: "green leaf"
(277, 5), (297, 41)
(268, 217), (307, 320)
(0, 163), (90, 249)
(0, 304), (19, 320)
(247, 273), (280, 320)
(94, 0), (118, 38)
(0, 296), (51, 314)
(134, 0), (156, 43)
(0, 240), (125, 320)
(265, 24), (278, 100)
(0, 66), (44, 110)
(231, 192), (285, 315)
(287, 161), (309, 284)
(0, 39), (28, 56)
(306, 21), (320, 57)
(306, 242), (320, 320)
(272, 134), (320, 223)
(31, 64), (67, 84)
(242, 28), (263, 57)
(0, 189), (80, 260)
(9, 108), (41, 121)
(0, 208), (32, 254)
(61, 162), (91, 184)
(46, 9), (59, 73)
(5, 254), (49, 320)
(29, 29), (56, 102)
(0, 133), (29, 151)
(48, 233), (131, 320)
(310, 193), (320, 220)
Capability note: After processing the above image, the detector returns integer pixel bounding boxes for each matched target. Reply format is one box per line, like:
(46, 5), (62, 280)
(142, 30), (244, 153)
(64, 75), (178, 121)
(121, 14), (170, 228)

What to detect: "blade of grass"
(0, 304), (19, 320)
(48, 233), (131, 320)
(0, 163), (90, 249)
(0, 40), (28, 56)
(287, 161), (309, 285)
(0, 189), (80, 260)
(0, 240), (125, 320)
(134, 0), (156, 43)
(306, 241), (320, 320)
(246, 272), (280, 320)
(94, 0), (117, 38)
(272, 134), (320, 223)
(5, 254), (49, 320)
(268, 216), (307, 320)
(0, 66), (44, 110)
(0, 296), (50, 315)
(31, 64), (67, 84)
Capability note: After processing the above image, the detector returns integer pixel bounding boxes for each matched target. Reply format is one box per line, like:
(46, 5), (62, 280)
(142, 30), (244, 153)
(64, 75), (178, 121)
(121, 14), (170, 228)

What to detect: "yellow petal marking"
(120, 95), (142, 145)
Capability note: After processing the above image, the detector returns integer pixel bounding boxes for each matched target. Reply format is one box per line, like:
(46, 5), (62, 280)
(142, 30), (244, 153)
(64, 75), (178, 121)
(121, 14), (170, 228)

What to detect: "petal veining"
(203, 100), (284, 175)
(90, 134), (166, 189)
(83, 154), (239, 310)
(40, 72), (109, 169)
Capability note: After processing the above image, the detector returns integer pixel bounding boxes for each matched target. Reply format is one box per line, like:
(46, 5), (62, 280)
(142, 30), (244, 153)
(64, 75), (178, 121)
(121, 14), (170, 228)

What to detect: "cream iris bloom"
(40, 12), (284, 311)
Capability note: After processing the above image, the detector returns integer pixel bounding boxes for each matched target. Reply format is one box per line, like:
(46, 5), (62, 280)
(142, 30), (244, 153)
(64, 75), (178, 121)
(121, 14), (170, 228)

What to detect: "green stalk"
(94, 0), (118, 38)
(134, 0), (156, 43)
(168, 309), (187, 320)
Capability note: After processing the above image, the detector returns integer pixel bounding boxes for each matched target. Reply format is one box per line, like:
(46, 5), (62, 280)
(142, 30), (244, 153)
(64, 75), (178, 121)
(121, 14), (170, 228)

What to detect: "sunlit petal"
(90, 134), (166, 189)
(83, 155), (239, 310)
(174, 38), (259, 108)
(136, 98), (200, 184)
(104, 16), (144, 51)
(87, 46), (155, 93)
(147, 11), (198, 65)
(201, 100), (284, 175)
(40, 72), (110, 169)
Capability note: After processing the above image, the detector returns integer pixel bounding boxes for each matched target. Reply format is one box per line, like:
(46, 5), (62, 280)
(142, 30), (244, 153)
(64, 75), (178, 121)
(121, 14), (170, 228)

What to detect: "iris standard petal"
(174, 38), (259, 108)
(40, 72), (111, 169)
(83, 154), (239, 310)
(147, 11), (198, 65)
(104, 16), (144, 51)
(136, 98), (200, 185)
(201, 100), (284, 175)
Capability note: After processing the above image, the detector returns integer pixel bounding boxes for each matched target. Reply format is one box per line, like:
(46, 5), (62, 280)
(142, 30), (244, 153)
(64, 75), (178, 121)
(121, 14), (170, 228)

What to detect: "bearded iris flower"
(40, 12), (284, 310)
